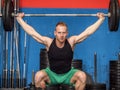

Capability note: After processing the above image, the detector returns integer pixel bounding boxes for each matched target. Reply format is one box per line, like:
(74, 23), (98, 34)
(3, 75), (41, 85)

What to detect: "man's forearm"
(85, 18), (105, 35)
(16, 17), (35, 35)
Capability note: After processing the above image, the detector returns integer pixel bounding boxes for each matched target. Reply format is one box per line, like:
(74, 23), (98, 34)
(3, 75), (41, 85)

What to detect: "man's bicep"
(32, 33), (49, 45)
(71, 33), (88, 44)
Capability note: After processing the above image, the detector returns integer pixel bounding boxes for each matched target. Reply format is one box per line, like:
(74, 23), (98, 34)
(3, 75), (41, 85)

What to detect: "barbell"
(0, 0), (120, 32)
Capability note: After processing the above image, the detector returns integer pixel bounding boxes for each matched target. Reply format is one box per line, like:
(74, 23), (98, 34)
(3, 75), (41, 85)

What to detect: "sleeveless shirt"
(48, 38), (73, 74)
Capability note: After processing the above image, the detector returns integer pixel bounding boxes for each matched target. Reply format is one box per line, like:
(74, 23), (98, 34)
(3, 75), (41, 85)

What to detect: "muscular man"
(16, 13), (105, 90)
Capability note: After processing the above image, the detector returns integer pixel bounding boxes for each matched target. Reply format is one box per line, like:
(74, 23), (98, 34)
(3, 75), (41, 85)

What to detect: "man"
(16, 12), (105, 90)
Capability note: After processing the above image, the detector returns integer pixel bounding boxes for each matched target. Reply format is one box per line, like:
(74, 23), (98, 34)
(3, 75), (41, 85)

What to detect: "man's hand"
(96, 12), (105, 19)
(16, 12), (25, 18)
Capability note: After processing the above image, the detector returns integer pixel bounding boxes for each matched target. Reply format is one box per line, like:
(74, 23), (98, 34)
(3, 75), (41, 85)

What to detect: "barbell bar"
(0, 13), (111, 17)
(11, 13), (111, 17)
(0, 0), (120, 32)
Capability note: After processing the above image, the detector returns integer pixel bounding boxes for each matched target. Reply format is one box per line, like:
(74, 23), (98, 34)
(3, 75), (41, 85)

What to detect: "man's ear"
(67, 31), (68, 36)
(54, 30), (56, 36)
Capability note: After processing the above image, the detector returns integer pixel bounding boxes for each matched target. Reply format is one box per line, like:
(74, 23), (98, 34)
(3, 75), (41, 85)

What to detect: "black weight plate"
(110, 68), (120, 70)
(110, 63), (120, 66)
(85, 72), (94, 84)
(110, 85), (120, 88)
(114, 0), (120, 30)
(110, 70), (120, 73)
(110, 81), (120, 85)
(110, 65), (120, 68)
(110, 75), (120, 78)
(110, 83), (120, 85)
(110, 69), (120, 73)
(110, 87), (120, 90)
(40, 65), (48, 70)
(110, 75), (120, 79)
(2, 0), (6, 29)
(110, 66), (120, 69)
(61, 84), (75, 90)
(110, 84), (120, 86)
(110, 62), (120, 66)
(110, 60), (120, 64)
(36, 87), (42, 90)
(110, 82), (120, 85)
(110, 80), (120, 83)
(2, 0), (14, 31)
(110, 84), (120, 87)
(110, 76), (120, 80)
(40, 48), (48, 55)
(110, 70), (120, 74)
(71, 59), (82, 70)
(85, 83), (106, 90)
(40, 48), (49, 70)
(110, 61), (120, 66)
(108, 0), (116, 31)
(45, 85), (60, 90)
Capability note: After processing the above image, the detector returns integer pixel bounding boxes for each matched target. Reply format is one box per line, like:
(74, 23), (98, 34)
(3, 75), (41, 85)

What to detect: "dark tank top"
(48, 38), (73, 74)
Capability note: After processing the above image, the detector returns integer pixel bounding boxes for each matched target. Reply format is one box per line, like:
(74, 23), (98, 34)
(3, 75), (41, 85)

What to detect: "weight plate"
(110, 64), (120, 67)
(40, 48), (49, 70)
(110, 87), (120, 90)
(110, 60), (120, 65)
(110, 71), (120, 75)
(85, 72), (94, 84)
(45, 85), (60, 90)
(110, 85), (120, 88)
(110, 79), (120, 83)
(2, 0), (6, 30)
(61, 84), (75, 90)
(110, 75), (120, 78)
(108, 0), (119, 31)
(108, 0), (117, 31)
(110, 69), (120, 72)
(71, 59), (82, 70)
(110, 82), (120, 85)
(86, 83), (106, 90)
(114, 0), (120, 30)
(110, 66), (120, 69)
(2, 0), (14, 31)
(110, 63), (120, 66)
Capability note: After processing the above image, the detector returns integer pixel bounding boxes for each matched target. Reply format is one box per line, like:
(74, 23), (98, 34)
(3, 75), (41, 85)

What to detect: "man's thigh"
(44, 67), (78, 85)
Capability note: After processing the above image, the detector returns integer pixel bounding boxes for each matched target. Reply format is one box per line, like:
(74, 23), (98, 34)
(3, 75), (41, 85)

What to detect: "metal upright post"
(14, 0), (21, 88)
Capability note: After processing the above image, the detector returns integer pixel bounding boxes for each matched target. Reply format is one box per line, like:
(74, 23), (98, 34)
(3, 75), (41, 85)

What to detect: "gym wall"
(0, 0), (120, 89)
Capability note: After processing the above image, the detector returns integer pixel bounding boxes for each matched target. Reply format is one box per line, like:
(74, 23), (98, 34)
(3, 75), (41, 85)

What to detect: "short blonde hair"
(55, 22), (68, 31)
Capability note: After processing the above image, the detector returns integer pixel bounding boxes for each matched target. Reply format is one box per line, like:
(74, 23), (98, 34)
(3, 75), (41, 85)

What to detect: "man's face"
(54, 25), (68, 43)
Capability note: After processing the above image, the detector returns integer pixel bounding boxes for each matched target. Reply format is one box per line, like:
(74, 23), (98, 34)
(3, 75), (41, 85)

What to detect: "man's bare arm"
(16, 13), (52, 46)
(69, 13), (105, 46)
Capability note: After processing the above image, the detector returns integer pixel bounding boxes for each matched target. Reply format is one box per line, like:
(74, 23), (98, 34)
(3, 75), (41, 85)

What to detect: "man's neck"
(55, 39), (65, 48)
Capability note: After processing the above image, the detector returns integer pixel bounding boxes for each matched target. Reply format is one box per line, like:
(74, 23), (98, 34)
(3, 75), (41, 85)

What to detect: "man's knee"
(35, 70), (50, 88)
(71, 71), (86, 83)
(70, 71), (86, 90)
(35, 70), (46, 81)
(76, 71), (86, 83)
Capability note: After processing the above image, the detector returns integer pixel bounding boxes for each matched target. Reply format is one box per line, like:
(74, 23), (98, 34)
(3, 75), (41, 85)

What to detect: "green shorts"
(43, 67), (78, 85)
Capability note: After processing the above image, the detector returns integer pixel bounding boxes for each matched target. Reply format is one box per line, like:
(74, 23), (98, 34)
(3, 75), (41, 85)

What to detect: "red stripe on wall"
(20, 0), (120, 8)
